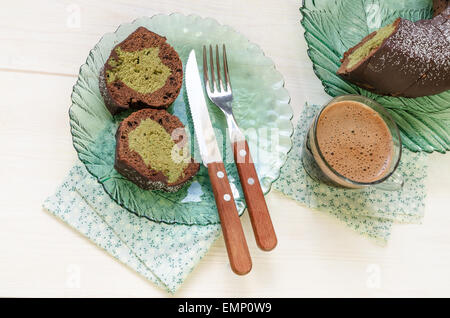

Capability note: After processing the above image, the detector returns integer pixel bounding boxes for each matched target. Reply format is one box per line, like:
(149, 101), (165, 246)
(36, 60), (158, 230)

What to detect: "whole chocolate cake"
(100, 27), (183, 115)
(115, 109), (199, 192)
(337, 3), (450, 98)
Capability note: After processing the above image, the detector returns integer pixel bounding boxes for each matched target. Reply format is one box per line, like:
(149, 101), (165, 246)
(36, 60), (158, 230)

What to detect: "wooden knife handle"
(232, 140), (277, 251)
(207, 162), (252, 275)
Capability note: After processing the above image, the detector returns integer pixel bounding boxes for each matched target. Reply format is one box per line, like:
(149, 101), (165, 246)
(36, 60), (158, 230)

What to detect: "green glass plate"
(69, 14), (293, 225)
(301, 0), (450, 153)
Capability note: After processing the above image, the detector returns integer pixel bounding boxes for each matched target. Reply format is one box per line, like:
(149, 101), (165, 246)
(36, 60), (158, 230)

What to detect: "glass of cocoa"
(302, 95), (403, 190)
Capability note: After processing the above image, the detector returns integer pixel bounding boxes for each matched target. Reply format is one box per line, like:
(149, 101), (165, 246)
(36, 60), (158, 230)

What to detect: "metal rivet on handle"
(239, 149), (247, 157)
(217, 171), (224, 178)
(247, 178), (255, 185)
(223, 194), (231, 201)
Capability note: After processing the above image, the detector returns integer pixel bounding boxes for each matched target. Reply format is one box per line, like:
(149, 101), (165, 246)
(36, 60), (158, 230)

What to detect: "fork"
(203, 44), (277, 251)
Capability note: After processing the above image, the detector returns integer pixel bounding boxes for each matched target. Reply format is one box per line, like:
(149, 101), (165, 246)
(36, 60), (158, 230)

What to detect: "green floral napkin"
(273, 104), (428, 244)
(43, 165), (220, 293)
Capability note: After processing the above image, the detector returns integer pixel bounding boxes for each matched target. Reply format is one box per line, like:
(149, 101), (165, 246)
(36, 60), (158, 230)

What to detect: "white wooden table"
(1, 0), (449, 297)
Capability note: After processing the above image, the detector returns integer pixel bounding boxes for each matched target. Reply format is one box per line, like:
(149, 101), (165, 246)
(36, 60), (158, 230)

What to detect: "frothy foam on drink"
(316, 101), (393, 183)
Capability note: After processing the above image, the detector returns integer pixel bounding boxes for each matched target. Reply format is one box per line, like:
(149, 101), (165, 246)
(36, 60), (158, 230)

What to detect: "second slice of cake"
(115, 109), (200, 192)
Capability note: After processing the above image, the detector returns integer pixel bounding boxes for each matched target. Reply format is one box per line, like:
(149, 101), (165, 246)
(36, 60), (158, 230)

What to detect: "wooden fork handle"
(208, 162), (252, 275)
(232, 140), (277, 251)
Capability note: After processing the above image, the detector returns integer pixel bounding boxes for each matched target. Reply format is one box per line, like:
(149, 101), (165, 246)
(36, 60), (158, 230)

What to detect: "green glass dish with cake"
(69, 14), (293, 225)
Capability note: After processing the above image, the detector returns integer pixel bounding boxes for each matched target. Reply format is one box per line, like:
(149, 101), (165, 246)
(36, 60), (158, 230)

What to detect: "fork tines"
(203, 44), (231, 93)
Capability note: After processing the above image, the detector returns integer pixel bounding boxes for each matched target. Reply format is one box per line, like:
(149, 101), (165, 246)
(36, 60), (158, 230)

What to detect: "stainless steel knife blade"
(185, 50), (222, 167)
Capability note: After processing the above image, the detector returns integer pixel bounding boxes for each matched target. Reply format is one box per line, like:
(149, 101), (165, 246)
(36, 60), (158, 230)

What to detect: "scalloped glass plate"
(69, 14), (293, 225)
(301, 0), (450, 153)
